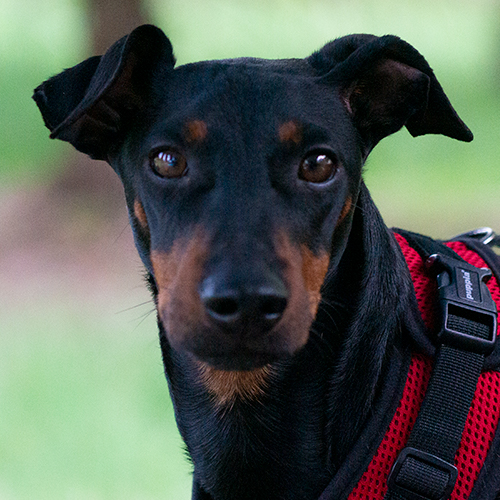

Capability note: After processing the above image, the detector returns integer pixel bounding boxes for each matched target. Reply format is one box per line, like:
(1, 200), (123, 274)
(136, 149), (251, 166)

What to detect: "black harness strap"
(385, 230), (498, 500)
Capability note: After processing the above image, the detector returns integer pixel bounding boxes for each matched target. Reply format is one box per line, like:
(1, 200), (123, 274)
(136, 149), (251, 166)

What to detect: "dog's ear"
(309, 35), (473, 149)
(33, 24), (174, 160)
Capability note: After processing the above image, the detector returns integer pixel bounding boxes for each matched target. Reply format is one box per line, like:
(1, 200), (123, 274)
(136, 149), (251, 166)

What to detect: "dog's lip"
(195, 353), (280, 371)
(167, 321), (308, 370)
(187, 345), (289, 371)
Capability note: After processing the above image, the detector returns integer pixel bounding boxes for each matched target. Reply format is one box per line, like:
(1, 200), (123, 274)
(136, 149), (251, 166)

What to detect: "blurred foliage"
(1, 0), (499, 232)
(0, 294), (192, 499)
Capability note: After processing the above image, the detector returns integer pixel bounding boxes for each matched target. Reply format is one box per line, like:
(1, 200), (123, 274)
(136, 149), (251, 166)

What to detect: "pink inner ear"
(375, 59), (425, 87)
(341, 58), (430, 147)
(343, 58), (472, 143)
(325, 34), (472, 143)
(345, 58), (428, 116)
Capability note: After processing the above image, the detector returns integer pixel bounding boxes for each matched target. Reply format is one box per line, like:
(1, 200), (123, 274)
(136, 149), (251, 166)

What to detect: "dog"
(34, 24), (497, 500)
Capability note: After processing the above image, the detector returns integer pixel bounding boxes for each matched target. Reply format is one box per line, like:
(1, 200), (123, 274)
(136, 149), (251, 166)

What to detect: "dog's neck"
(155, 185), (414, 500)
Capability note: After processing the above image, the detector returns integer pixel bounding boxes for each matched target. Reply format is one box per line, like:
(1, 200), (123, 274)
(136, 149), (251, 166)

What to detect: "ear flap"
(33, 24), (175, 160)
(309, 35), (473, 149)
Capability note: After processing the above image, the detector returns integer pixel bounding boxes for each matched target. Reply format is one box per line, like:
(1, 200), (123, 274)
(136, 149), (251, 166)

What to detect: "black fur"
(33, 25), (472, 500)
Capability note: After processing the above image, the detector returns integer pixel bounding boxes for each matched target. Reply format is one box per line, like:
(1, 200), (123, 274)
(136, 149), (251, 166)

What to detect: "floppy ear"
(33, 24), (175, 160)
(309, 35), (473, 149)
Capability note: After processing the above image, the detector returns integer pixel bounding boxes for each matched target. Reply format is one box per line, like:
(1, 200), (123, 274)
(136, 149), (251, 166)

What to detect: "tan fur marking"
(152, 231), (272, 407)
(151, 229), (208, 325)
(198, 363), (273, 407)
(151, 232), (273, 407)
(278, 120), (302, 144)
(337, 196), (353, 227)
(300, 246), (330, 317)
(133, 199), (149, 229)
(150, 243), (181, 313)
(275, 231), (327, 323)
(185, 120), (208, 142)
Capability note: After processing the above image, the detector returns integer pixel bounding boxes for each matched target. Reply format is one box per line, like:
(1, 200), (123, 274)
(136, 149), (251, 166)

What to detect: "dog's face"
(117, 60), (360, 370)
(34, 25), (472, 372)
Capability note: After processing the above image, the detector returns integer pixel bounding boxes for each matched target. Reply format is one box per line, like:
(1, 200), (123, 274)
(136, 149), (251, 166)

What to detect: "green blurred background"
(0, 0), (499, 498)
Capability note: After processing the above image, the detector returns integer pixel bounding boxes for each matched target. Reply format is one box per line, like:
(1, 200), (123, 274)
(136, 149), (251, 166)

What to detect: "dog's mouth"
(151, 230), (330, 372)
(193, 351), (281, 371)
(161, 304), (310, 370)
(194, 346), (286, 373)
(159, 283), (320, 371)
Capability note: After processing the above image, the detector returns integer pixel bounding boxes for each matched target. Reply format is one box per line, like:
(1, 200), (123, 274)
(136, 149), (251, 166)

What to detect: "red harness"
(347, 234), (500, 500)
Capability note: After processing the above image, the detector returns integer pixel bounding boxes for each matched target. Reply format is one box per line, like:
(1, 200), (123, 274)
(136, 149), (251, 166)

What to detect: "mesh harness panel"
(347, 234), (500, 500)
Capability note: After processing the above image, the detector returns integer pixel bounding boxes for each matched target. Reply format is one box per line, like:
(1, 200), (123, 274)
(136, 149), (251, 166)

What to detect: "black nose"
(199, 278), (288, 329)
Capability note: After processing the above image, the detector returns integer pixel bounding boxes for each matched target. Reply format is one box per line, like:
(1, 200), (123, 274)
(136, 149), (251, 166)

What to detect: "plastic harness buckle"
(385, 246), (498, 500)
(426, 253), (497, 355)
(388, 447), (458, 500)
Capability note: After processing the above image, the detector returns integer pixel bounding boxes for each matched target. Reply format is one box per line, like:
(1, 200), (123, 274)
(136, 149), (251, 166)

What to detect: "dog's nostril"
(200, 283), (288, 326)
(204, 297), (240, 318)
(260, 295), (288, 320)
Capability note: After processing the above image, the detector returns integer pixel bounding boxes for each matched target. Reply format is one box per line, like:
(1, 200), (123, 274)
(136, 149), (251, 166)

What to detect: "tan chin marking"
(197, 363), (272, 407)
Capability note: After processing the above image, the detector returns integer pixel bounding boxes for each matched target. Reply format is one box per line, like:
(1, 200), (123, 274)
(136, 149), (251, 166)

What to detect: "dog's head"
(34, 25), (472, 372)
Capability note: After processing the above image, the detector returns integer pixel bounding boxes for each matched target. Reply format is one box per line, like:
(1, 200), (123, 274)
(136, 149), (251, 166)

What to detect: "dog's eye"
(298, 153), (337, 184)
(151, 151), (187, 178)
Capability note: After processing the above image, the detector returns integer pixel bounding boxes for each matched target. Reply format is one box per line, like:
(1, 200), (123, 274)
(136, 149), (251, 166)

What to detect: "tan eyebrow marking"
(185, 120), (208, 142)
(278, 120), (303, 144)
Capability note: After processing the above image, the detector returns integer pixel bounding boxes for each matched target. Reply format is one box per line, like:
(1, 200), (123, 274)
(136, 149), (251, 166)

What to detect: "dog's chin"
(175, 337), (298, 371)
(166, 321), (311, 371)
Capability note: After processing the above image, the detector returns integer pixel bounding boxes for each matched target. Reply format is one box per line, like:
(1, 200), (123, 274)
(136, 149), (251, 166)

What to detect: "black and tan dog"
(34, 25), (475, 500)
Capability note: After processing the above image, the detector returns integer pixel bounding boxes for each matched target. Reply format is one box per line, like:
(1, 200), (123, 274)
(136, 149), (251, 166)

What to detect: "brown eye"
(151, 151), (187, 178)
(298, 153), (337, 184)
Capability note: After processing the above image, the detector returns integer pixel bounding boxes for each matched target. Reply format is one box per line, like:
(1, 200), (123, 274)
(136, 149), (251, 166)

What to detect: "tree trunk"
(51, 0), (149, 217)
(89, 0), (148, 54)
(1, 0), (152, 284)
